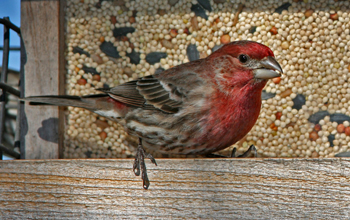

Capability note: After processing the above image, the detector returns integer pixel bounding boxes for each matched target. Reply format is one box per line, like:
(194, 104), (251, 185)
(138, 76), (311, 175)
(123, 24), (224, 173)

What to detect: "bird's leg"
(133, 138), (157, 189)
(231, 144), (257, 158)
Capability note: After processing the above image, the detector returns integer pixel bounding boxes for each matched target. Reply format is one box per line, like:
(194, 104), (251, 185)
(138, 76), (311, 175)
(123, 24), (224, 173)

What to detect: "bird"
(24, 40), (283, 189)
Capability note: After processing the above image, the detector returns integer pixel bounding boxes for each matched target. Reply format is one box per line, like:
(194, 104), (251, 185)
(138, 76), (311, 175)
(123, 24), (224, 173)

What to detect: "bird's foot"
(231, 144), (257, 158)
(133, 138), (157, 189)
(206, 145), (257, 158)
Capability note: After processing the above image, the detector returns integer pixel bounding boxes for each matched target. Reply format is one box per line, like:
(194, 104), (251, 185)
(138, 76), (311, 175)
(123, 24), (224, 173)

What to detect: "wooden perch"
(1, 158), (350, 218)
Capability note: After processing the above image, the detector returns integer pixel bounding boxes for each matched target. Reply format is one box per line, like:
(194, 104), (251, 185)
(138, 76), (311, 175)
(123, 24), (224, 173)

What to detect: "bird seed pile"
(64, 0), (350, 159)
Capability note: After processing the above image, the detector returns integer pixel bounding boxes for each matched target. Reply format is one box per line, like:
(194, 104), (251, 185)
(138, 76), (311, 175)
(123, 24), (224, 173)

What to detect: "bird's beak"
(254, 56), (283, 80)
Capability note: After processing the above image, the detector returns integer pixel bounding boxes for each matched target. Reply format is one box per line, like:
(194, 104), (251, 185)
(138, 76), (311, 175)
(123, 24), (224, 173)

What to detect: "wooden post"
(20, 0), (65, 159)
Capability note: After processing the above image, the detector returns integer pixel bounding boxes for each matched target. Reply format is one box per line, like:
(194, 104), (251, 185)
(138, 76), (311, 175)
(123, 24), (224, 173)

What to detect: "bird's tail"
(22, 94), (108, 110)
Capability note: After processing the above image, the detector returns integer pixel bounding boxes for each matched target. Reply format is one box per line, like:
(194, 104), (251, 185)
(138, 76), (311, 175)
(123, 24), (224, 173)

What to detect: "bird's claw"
(146, 153), (158, 166)
(133, 138), (157, 189)
(133, 155), (140, 176)
(231, 144), (257, 158)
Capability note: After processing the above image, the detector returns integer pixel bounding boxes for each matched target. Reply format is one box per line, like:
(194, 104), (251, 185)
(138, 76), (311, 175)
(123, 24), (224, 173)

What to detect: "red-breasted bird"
(25, 41), (283, 189)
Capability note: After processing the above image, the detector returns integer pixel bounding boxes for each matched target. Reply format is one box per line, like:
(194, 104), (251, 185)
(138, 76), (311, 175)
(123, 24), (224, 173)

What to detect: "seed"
(314, 124), (321, 132)
(191, 4), (208, 20)
(100, 41), (120, 58)
(311, 151), (319, 158)
(72, 47), (90, 57)
(275, 112), (282, 120)
(280, 88), (292, 98)
(309, 131), (318, 141)
(145, 52), (167, 65)
(170, 29), (178, 38)
(281, 41), (289, 50)
(199, 51), (207, 59)
(272, 76), (281, 84)
(91, 54), (103, 64)
(186, 44), (200, 61)
(330, 13), (338, 20)
(292, 94), (306, 110)
(111, 16), (117, 24)
(184, 28), (190, 35)
(270, 123), (278, 131)
(168, 0), (179, 6)
(191, 17), (199, 31)
(161, 39), (174, 49)
(304, 9), (313, 18)
(113, 27), (135, 38)
(337, 124), (345, 133)
(100, 131), (107, 141)
(129, 16), (136, 23)
(220, 34), (230, 44)
(345, 127), (350, 136)
(93, 74), (101, 81)
(158, 9), (166, 16)
(270, 26), (278, 35)
(77, 78), (87, 85)
(95, 120), (109, 129)
(274, 2), (291, 14)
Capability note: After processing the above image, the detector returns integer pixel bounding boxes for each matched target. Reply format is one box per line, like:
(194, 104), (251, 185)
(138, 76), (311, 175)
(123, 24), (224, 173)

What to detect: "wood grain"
(1, 158), (350, 219)
(21, 0), (65, 159)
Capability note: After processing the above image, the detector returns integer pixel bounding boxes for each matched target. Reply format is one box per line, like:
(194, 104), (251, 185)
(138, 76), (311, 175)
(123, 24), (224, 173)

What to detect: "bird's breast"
(195, 87), (263, 153)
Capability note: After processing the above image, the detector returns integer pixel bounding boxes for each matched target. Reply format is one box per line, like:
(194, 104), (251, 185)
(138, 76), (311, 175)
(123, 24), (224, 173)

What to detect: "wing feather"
(97, 68), (203, 114)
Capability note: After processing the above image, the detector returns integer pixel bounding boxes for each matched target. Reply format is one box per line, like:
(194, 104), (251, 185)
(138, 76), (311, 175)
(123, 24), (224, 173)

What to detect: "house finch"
(25, 40), (283, 189)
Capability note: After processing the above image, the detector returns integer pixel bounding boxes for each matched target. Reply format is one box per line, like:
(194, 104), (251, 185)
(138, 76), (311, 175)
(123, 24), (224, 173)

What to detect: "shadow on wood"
(1, 158), (350, 218)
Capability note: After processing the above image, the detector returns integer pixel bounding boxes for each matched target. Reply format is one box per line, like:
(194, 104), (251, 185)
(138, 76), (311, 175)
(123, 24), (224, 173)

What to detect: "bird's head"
(208, 40), (283, 91)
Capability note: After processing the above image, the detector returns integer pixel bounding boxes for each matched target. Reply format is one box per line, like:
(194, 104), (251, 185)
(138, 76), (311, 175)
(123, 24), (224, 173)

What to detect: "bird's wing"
(135, 75), (185, 113)
(98, 60), (206, 114)
(97, 80), (146, 108)
(97, 75), (190, 113)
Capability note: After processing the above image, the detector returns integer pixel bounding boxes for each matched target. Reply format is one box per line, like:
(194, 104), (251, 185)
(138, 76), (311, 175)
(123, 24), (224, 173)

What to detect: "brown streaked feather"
(136, 76), (185, 112)
(146, 94), (169, 104)
(139, 85), (165, 95)
(97, 75), (188, 113)
(97, 81), (145, 107)
(142, 91), (168, 100)
(108, 94), (144, 107)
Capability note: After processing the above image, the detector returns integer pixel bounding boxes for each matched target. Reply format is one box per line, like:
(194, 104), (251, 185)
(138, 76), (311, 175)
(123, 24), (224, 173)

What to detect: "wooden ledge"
(1, 158), (350, 218)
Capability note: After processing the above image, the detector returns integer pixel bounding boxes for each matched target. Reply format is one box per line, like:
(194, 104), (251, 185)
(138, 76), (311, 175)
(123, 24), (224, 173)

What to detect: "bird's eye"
(238, 54), (249, 63)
